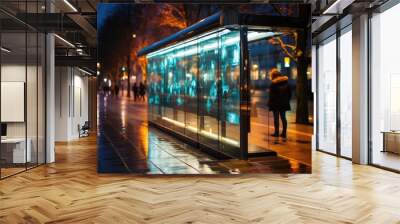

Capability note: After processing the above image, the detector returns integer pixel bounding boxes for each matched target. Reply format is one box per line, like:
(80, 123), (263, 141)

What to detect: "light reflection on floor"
(97, 92), (310, 174)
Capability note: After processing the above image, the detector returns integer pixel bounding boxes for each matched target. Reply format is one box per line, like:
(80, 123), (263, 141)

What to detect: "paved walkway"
(97, 93), (310, 174)
(249, 106), (312, 166)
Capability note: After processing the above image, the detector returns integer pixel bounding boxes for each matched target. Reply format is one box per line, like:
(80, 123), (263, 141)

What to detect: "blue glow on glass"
(233, 47), (239, 65)
(210, 86), (217, 100)
(189, 79), (196, 97)
(144, 28), (262, 152)
(206, 99), (212, 112)
(147, 30), (276, 59)
(176, 97), (184, 106)
(227, 112), (240, 124)
(221, 47), (227, 59)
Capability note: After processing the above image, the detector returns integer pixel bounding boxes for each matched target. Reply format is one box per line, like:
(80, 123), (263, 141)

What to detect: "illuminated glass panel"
(184, 44), (199, 140)
(147, 56), (163, 122)
(219, 30), (241, 152)
(162, 50), (175, 125)
(170, 48), (186, 134)
(146, 28), (242, 157)
(198, 32), (220, 150)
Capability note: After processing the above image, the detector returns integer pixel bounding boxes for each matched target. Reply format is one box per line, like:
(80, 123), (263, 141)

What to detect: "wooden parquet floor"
(1, 135), (400, 224)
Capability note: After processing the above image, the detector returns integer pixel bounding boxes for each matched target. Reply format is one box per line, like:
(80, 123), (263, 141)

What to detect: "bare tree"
(267, 5), (311, 124)
(129, 4), (210, 79)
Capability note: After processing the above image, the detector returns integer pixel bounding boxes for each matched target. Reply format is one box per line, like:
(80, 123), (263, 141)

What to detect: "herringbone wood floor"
(1, 135), (400, 224)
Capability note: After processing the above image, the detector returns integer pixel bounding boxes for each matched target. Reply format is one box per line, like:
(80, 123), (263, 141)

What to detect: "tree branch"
(269, 36), (298, 63)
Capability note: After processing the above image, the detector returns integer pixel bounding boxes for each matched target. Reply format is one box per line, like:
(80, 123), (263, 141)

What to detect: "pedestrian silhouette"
(115, 84), (120, 97)
(267, 68), (291, 139)
(139, 81), (146, 101)
(133, 82), (139, 101)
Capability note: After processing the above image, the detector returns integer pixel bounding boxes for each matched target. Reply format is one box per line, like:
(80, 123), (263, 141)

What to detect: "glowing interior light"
(147, 28), (230, 58)
(147, 30), (277, 60)
(162, 117), (184, 127)
(161, 117), (239, 147)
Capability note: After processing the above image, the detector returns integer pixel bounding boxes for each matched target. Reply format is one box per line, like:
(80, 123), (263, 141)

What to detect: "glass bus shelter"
(138, 9), (309, 159)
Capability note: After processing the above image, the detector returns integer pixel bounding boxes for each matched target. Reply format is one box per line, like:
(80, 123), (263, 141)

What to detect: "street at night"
(97, 4), (313, 174)
(97, 92), (310, 174)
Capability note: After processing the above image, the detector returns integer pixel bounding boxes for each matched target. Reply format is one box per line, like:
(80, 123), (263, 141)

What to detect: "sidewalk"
(97, 93), (310, 174)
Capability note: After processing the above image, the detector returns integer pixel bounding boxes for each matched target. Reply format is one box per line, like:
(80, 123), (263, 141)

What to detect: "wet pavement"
(98, 93), (224, 174)
(97, 92), (310, 174)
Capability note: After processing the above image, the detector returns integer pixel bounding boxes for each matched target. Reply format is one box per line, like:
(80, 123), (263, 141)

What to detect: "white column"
(45, 0), (56, 163)
(352, 14), (369, 164)
(46, 32), (55, 163)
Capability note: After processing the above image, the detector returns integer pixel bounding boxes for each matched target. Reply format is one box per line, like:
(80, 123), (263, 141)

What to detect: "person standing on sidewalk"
(267, 68), (291, 139)
(115, 83), (120, 97)
(139, 81), (147, 101)
(133, 82), (139, 101)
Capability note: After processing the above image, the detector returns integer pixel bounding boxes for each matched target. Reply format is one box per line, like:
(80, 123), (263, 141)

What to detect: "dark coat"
(268, 76), (291, 111)
(139, 83), (146, 95)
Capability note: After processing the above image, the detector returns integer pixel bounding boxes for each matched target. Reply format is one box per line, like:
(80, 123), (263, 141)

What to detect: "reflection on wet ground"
(249, 104), (313, 166)
(97, 93), (310, 174)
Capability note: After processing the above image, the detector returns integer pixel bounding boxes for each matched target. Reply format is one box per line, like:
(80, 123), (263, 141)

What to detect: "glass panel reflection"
(198, 32), (220, 150)
(184, 44), (198, 140)
(219, 30), (240, 153)
(146, 28), (242, 158)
